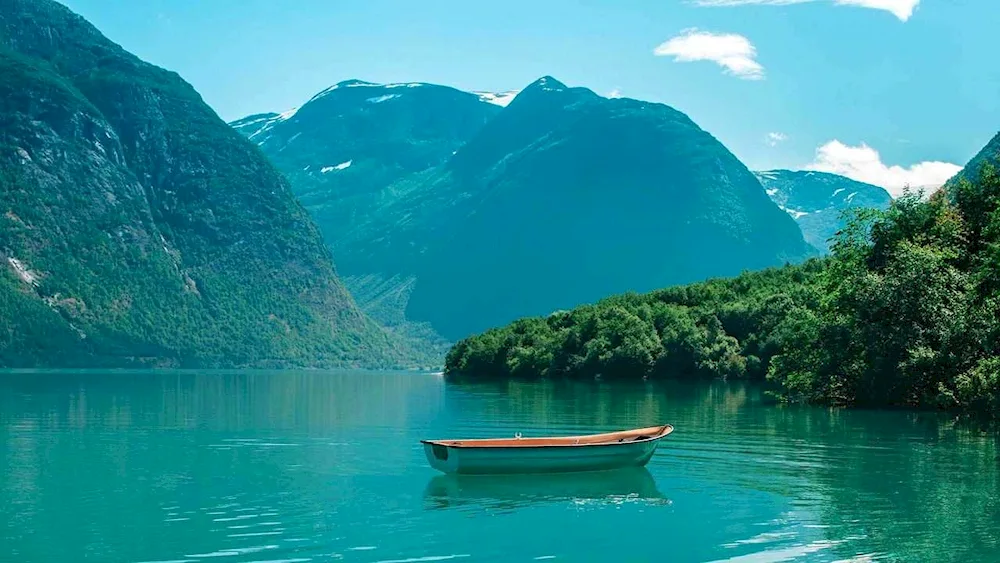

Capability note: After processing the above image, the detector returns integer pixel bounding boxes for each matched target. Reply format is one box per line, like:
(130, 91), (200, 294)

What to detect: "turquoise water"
(2, 370), (999, 562)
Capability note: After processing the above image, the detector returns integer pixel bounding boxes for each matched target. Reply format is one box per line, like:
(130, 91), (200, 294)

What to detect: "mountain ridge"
(945, 130), (1000, 189)
(234, 74), (817, 340)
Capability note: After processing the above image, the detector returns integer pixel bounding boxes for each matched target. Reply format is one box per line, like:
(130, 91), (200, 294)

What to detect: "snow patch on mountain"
(475, 91), (520, 107)
(235, 115), (276, 128)
(237, 106), (301, 145)
(536, 77), (561, 91)
(7, 257), (39, 287)
(368, 94), (400, 104)
(321, 160), (353, 173)
(304, 80), (426, 104)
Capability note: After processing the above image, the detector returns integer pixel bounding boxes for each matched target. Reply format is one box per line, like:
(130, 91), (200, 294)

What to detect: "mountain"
(229, 78), (506, 342)
(0, 0), (432, 368)
(229, 79), (504, 249)
(755, 170), (893, 253)
(234, 75), (816, 340)
(945, 130), (1000, 188)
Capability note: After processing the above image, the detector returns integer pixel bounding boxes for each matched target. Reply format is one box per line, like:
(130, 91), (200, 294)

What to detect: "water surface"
(1, 370), (998, 562)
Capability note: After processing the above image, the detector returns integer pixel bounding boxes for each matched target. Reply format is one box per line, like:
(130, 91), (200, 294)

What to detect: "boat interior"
(421, 424), (673, 448)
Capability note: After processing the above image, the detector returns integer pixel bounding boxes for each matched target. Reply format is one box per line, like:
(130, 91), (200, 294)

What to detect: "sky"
(60, 0), (1000, 196)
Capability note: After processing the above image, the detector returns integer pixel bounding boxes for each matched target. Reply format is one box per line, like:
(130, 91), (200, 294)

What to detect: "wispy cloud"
(654, 28), (764, 80)
(607, 88), (623, 99)
(805, 140), (963, 197)
(766, 132), (788, 146)
(692, 0), (920, 22)
(838, 0), (919, 20)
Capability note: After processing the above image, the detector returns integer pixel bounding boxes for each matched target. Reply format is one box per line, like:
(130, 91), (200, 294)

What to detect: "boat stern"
(422, 441), (461, 474)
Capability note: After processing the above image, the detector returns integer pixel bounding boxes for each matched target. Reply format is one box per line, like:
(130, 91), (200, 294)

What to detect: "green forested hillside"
(446, 163), (1000, 417)
(0, 0), (435, 368)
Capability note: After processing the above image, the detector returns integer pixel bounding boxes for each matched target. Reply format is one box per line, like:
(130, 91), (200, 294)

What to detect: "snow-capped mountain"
(755, 169), (893, 253)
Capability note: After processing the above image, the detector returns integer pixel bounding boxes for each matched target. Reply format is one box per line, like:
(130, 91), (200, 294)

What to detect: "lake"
(1, 370), (998, 562)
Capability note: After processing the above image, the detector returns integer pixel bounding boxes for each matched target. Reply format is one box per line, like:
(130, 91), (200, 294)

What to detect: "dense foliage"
(445, 260), (824, 382)
(446, 165), (1000, 415)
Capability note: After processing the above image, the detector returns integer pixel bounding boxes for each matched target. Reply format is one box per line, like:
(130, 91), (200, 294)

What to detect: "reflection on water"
(423, 467), (670, 512)
(2, 370), (1000, 562)
(0, 368), (443, 432)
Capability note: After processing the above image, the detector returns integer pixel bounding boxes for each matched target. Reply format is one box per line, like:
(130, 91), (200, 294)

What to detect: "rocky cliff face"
(0, 0), (431, 368)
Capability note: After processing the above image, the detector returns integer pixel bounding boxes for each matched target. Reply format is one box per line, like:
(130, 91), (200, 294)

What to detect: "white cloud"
(766, 132), (788, 146)
(607, 88), (623, 99)
(837, 0), (919, 20)
(653, 28), (764, 80)
(692, 0), (919, 22)
(805, 140), (963, 197)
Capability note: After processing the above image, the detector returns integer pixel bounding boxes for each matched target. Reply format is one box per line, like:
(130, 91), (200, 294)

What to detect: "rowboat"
(420, 424), (673, 475)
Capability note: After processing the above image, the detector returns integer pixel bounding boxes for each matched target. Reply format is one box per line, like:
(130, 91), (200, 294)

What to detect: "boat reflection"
(423, 466), (670, 512)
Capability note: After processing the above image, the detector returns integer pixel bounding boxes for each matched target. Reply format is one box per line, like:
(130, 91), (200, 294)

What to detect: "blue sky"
(61, 0), (999, 195)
